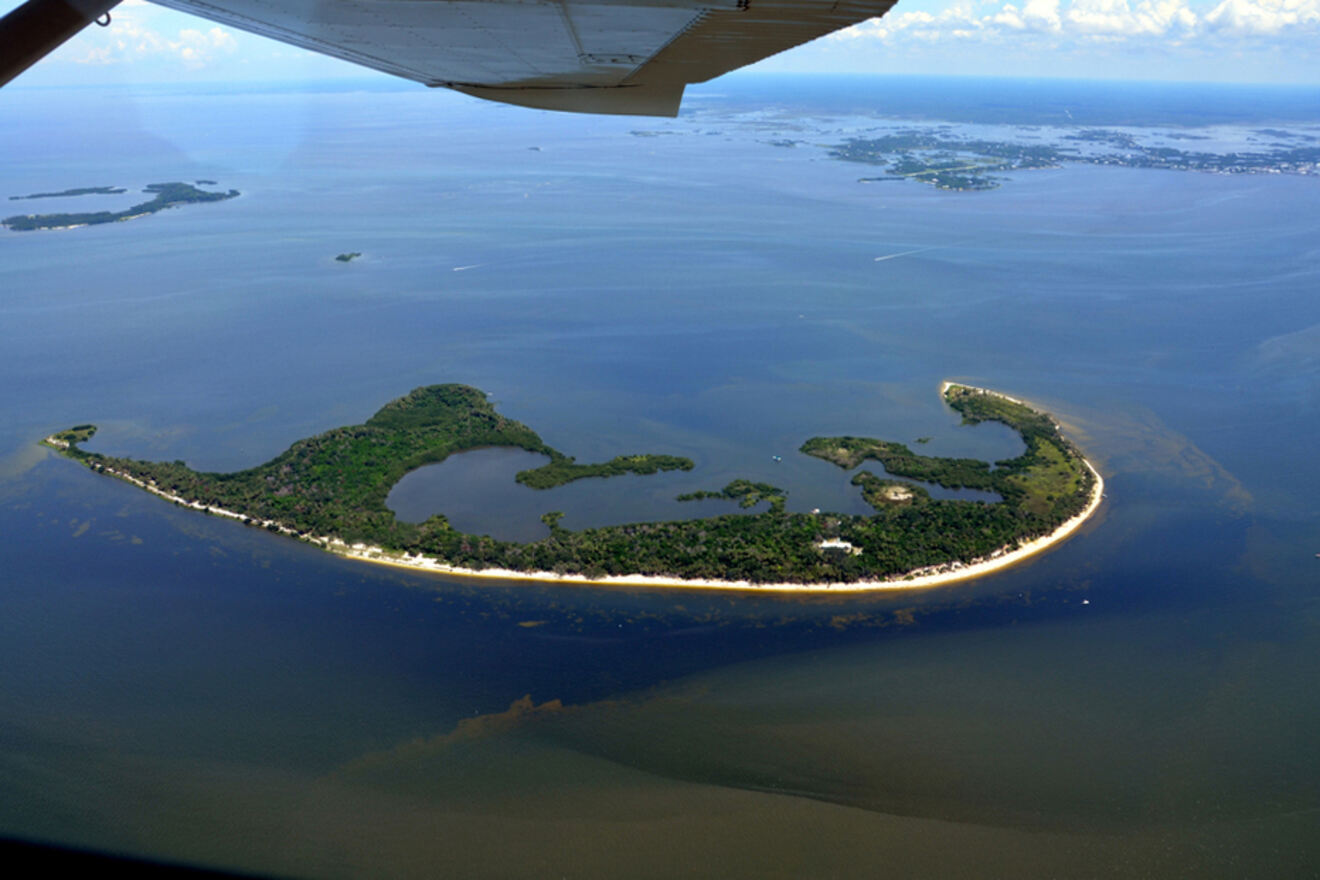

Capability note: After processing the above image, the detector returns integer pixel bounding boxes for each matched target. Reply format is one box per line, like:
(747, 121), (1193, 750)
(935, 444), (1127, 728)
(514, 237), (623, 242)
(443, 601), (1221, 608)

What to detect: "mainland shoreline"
(45, 382), (1103, 593)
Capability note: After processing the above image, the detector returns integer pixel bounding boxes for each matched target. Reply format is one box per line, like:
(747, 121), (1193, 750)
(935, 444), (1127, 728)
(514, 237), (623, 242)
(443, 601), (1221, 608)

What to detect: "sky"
(5, 0), (1319, 88)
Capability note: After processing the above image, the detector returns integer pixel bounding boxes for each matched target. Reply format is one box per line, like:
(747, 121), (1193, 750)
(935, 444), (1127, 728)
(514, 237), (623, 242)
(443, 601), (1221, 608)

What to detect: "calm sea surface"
(1, 75), (1318, 877)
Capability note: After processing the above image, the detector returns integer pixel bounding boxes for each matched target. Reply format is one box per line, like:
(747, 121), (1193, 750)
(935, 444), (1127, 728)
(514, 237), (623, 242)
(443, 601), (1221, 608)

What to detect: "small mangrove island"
(678, 480), (787, 513)
(41, 382), (1102, 591)
(3, 182), (238, 231)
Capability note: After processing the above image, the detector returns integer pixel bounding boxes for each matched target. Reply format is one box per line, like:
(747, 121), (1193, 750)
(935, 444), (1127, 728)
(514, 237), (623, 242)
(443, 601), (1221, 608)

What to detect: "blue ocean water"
(1, 75), (1318, 876)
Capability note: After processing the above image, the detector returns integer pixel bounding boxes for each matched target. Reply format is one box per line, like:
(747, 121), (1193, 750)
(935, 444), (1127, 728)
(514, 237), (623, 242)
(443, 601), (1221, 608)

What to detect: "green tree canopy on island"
(44, 383), (1095, 585)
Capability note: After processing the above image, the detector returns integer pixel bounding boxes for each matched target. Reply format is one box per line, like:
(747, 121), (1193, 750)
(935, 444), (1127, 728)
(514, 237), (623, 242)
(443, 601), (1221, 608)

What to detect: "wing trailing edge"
(447, 80), (686, 117)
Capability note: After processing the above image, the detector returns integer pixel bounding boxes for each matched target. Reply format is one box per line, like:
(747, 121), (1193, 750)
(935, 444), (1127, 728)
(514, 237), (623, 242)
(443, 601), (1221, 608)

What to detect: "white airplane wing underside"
(148, 0), (898, 115)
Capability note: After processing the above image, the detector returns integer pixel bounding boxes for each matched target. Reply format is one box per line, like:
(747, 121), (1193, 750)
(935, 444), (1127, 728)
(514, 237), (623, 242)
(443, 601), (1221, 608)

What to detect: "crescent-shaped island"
(41, 382), (1102, 592)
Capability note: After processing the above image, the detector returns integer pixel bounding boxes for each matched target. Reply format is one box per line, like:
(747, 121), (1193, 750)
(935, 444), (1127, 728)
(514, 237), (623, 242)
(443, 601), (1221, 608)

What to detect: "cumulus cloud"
(832, 5), (990, 42)
(828, 0), (1317, 44)
(1066, 0), (1199, 36)
(1204, 0), (1320, 34)
(995, 0), (1064, 32)
(74, 16), (237, 68)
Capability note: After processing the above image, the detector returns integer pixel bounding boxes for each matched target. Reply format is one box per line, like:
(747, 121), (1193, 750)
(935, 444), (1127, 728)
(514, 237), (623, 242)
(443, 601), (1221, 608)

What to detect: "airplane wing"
(2, 0), (898, 115)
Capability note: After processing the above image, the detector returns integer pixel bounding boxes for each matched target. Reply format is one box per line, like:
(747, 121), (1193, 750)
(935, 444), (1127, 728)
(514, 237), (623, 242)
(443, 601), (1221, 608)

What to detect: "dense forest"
(47, 383), (1095, 584)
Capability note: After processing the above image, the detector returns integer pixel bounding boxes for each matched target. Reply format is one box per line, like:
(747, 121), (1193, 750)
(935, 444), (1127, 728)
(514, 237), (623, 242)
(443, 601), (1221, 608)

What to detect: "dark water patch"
(386, 447), (758, 541)
(917, 413), (1025, 464)
(854, 464), (1004, 504)
(517, 599), (1320, 834)
(386, 448), (553, 539)
(385, 429), (1008, 540)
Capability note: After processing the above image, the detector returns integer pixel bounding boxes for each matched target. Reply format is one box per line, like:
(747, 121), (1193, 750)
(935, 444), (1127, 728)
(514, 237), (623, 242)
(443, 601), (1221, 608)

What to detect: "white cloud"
(1204, 0), (1320, 34)
(1066, 0), (1199, 36)
(833, 5), (993, 42)
(74, 15), (237, 68)
(995, 0), (1064, 31)
(828, 0), (1316, 44)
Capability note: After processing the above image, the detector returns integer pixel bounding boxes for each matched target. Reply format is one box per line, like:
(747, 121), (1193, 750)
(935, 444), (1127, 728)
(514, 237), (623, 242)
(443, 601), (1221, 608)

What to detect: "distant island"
(831, 133), (1059, 190)
(831, 128), (1320, 191)
(41, 382), (1102, 591)
(9, 186), (127, 200)
(3, 182), (238, 231)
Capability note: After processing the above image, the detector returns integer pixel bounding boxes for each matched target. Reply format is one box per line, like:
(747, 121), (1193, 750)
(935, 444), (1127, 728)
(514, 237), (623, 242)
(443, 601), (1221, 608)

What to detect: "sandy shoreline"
(46, 381), (1104, 594)
(332, 457), (1103, 594)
